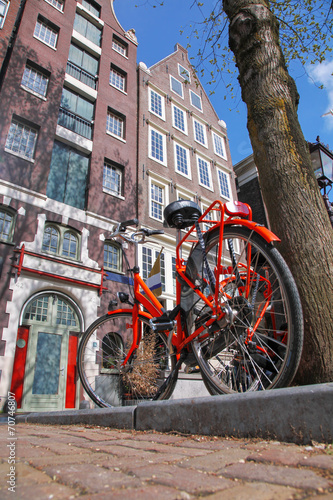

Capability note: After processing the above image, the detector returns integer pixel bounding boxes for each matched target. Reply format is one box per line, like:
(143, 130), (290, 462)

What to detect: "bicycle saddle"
(164, 200), (202, 229)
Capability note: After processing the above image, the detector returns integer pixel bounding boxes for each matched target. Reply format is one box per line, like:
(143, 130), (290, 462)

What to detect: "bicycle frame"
(107, 200), (282, 368)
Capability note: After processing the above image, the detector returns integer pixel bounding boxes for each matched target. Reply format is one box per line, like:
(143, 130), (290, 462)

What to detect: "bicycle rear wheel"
(77, 311), (178, 407)
(186, 226), (303, 394)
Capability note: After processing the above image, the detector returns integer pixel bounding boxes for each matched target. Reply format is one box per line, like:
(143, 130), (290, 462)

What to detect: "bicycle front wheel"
(186, 226), (303, 394)
(77, 311), (178, 407)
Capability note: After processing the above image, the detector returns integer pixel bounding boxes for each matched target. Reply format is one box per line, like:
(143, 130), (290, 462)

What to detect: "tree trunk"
(223, 0), (333, 383)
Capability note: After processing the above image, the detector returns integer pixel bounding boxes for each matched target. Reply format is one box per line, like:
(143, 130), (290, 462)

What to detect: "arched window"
(42, 223), (80, 260)
(102, 332), (123, 370)
(0, 207), (16, 242)
(104, 241), (122, 272)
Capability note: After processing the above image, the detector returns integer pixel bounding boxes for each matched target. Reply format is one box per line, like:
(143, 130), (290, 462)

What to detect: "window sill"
(109, 84), (127, 95)
(102, 188), (125, 200)
(21, 85), (47, 101)
(106, 131), (126, 143)
(4, 148), (35, 163)
(33, 35), (57, 51)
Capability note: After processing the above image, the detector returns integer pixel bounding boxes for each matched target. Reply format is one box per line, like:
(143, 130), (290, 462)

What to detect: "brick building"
(0, 0), (138, 412)
(0, 2), (237, 411)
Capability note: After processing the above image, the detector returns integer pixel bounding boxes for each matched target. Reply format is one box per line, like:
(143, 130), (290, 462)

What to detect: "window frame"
(0, 206), (16, 243)
(190, 89), (203, 112)
(112, 35), (128, 57)
(103, 160), (124, 198)
(149, 176), (169, 222)
(217, 167), (231, 200)
(44, 0), (64, 12)
(109, 64), (127, 93)
(196, 155), (213, 191)
(174, 141), (191, 180)
(149, 88), (165, 120)
(212, 132), (227, 159)
(42, 223), (80, 261)
(172, 104), (187, 134)
(34, 16), (59, 49)
(21, 62), (50, 99)
(106, 108), (126, 141)
(193, 118), (208, 148)
(170, 75), (183, 99)
(0, 0), (10, 29)
(148, 126), (167, 166)
(103, 240), (122, 272)
(178, 63), (190, 82)
(5, 117), (38, 162)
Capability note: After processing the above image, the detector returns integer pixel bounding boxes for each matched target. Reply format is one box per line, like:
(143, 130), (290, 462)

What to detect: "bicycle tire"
(186, 225), (303, 394)
(77, 311), (178, 407)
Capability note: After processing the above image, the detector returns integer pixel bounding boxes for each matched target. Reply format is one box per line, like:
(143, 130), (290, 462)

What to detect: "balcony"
(58, 108), (93, 140)
(66, 61), (97, 90)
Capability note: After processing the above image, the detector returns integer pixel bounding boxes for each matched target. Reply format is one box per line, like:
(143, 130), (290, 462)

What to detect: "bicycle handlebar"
(119, 218), (139, 231)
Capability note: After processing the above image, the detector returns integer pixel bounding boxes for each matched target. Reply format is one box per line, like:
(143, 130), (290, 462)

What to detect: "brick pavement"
(0, 423), (332, 499)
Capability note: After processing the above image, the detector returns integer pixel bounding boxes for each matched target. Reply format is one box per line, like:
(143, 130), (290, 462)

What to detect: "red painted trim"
(65, 334), (78, 409)
(10, 326), (30, 408)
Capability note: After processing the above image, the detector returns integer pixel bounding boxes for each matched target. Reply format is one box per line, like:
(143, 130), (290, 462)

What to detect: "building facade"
(0, 0), (138, 412)
(0, 2), (237, 411)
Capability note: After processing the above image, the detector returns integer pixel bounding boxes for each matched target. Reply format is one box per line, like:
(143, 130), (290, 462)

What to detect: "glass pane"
(32, 332), (62, 394)
(56, 298), (78, 326)
(46, 141), (70, 203)
(24, 296), (49, 322)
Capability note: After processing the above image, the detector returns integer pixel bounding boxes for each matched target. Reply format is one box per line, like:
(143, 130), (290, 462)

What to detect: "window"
(67, 43), (98, 89)
(172, 256), (176, 295)
(104, 242), (122, 271)
(0, 207), (15, 242)
(106, 109), (125, 140)
(58, 87), (94, 139)
(103, 161), (123, 197)
(170, 75), (183, 98)
(46, 141), (89, 210)
(102, 333), (123, 370)
(149, 127), (166, 165)
(190, 90), (202, 111)
(5, 118), (38, 161)
(172, 105), (187, 134)
(217, 168), (231, 199)
(82, 0), (100, 17)
(213, 132), (226, 159)
(45, 0), (64, 12)
(112, 35), (128, 57)
(193, 119), (207, 147)
(110, 65), (126, 92)
(150, 182), (164, 221)
(174, 143), (191, 178)
(34, 17), (59, 49)
(149, 88), (165, 120)
(197, 156), (212, 190)
(21, 63), (49, 98)
(0, 0), (10, 29)
(142, 247), (152, 281)
(73, 12), (101, 46)
(178, 64), (190, 82)
(42, 223), (80, 260)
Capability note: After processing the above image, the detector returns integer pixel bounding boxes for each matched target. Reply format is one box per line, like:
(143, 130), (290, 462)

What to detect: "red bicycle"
(78, 199), (304, 407)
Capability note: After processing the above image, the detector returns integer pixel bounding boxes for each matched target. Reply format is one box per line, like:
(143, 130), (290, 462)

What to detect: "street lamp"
(309, 140), (333, 227)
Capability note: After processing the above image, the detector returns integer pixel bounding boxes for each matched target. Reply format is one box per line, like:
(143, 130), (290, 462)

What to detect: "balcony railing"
(66, 61), (97, 90)
(58, 108), (93, 140)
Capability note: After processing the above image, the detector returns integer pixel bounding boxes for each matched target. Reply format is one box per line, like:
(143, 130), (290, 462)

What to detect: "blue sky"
(113, 0), (333, 167)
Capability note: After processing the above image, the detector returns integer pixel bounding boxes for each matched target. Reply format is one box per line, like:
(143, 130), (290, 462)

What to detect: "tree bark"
(223, 0), (333, 383)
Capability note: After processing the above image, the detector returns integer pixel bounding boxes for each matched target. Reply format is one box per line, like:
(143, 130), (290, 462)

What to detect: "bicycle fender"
(107, 308), (154, 320)
(225, 219), (281, 244)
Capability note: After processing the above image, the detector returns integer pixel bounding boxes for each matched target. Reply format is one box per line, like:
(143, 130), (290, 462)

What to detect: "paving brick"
(178, 448), (250, 472)
(0, 462), (51, 488)
(28, 452), (112, 468)
(248, 448), (333, 471)
(108, 438), (212, 456)
(0, 482), (78, 500)
(126, 463), (234, 495)
(43, 463), (142, 493)
(205, 481), (300, 500)
(222, 462), (332, 490)
(83, 484), (191, 500)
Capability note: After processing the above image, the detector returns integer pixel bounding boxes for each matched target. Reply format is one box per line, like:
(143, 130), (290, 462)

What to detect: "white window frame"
(201, 199), (216, 231)
(109, 66), (126, 93)
(174, 141), (191, 180)
(106, 110), (125, 141)
(5, 118), (38, 161)
(148, 126), (167, 166)
(178, 63), (190, 82)
(21, 64), (49, 99)
(104, 241), (122, 272)
(193, 118), (208, 148)
(196, 155), (213, 191)
(112, 36), (128, 57)
(44, 0), (64, 12)
(217, 168), (231, 200)
(42, 223), (81, 261)
(149, 177), (169, 222)
(103, 161), (123, 198)
(0, 0), (10, 29)
(176, 186), (194, 202)
(170, 75), (183, 99)
(212, 132), (227, 159)
(34, 17), (58, 49)
(190, 90), (203, 112)
(172, 104), (187, 135)
(149, 88), (165, 120)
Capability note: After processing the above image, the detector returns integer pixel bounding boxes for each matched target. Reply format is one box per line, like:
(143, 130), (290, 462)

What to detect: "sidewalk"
(0, 422), (332, 499)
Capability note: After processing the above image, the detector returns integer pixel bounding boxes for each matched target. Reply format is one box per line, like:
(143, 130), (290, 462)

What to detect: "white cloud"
(308, 60), (333, 129)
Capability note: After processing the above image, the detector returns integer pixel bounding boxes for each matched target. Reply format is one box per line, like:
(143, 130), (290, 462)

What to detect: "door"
(20, 293), (81, 412)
